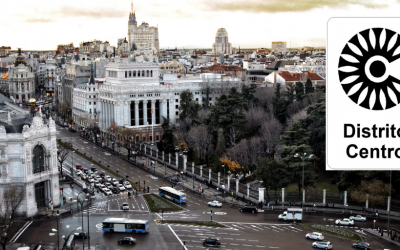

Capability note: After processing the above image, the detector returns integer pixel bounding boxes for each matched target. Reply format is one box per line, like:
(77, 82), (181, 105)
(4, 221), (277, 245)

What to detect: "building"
(127, 3), (159, 53)
(7, 49), (35, 103)
(212, 28), (232, 54)
(271, 42), (287, 53)
(62, 61), (92, 107)
(0, 94), (59, 217)
(96, 62), (242, 143)
(159, 59), (186, 74)
(117, 38), (130, 56)
(0, 46), (11, 57)
(201, 64), (245, 81)
(264, 71), (324, 86)
(56, 43), (75, 54)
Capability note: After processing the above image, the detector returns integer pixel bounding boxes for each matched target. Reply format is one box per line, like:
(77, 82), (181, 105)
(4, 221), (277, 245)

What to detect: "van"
(75, 164), (83, 170)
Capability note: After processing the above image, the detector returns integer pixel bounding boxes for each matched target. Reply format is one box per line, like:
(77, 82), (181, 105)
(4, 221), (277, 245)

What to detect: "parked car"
(208, 201), (222, 207)
(112, 187), (120, 194)
(117, 184), (126, 191)
(203, 238), (221, 246)
(123, 181), (132, 189)
(121, 203), (129, 210)
(103, 188), (112, 196)
(349, 215), (366, 222)
(119, 178), (125, 184)
(335, 218), (354, 225)
(94, 181), (101, 187)
(76, 164), (83, 170)
(104, 175), (112, 182)
(73, 232), (88, 239)
(100, 185), (107, 192)
(353, 242), (370, 249)
(239, 206), (258, 213)
(312, 241), (332, 249)
(112, 178), (119, 186)
(306, 232), (324, 241)
(118, 237), (136, 245)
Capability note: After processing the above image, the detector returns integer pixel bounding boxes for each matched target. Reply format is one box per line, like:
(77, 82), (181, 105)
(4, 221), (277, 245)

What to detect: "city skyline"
(1, 0), (397, 50)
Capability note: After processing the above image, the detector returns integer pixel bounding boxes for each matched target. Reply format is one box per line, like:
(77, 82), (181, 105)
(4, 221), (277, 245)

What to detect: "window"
(89, 102), (91, 105)
(94, 102), (96, 105)
(93, 95), (96, 98)
(93, 88), (95, 91)
(175, 111), (179, 115)
(32, 145), (45, 174)
(175, 105), (179, 109)
(175, 99), (179, 102)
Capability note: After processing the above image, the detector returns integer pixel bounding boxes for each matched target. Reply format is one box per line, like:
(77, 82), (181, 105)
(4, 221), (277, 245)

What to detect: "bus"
(102, 218), (149, 233)
(159, 186), (187, 203)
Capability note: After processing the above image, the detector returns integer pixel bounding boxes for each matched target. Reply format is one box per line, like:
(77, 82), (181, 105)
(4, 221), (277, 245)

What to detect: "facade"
(271, 42), (287, 53)
(159, 59), (185, 74)
(127, 4), (159, 53)
(264, 71), (324, 86)
(97, 62), (242, 143)
(201, 64), (246, 81)
(0, 95), (59, 217)
(63, 62), (92, 107)
(8, 50), (35, 103)
(212, 28), (232, 54)
(56, 43), (75, 54)
(117, 38), (130, 56)
(0, 46), (11, 57)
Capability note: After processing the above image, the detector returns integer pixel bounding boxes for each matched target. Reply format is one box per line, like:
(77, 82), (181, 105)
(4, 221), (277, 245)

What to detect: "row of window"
(124, 70), (153, 78)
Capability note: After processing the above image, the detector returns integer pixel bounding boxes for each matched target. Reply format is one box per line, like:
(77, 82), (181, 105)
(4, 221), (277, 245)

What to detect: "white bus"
(102, 218), (149, 233)
(159, 186), (187, 203)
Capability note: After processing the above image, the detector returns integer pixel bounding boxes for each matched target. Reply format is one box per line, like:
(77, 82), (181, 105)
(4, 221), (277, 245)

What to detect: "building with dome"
(212, 28), (232, 54)
(7, 49), (36, 104)
(127, 3), (159, 54)
(0, 94), (59, 217)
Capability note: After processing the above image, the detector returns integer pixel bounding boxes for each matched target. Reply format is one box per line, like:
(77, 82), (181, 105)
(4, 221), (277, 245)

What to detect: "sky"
(1, 0), (400, 50)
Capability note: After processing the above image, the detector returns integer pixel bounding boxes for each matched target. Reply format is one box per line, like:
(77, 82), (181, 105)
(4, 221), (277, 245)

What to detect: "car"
(73, 232), (88, 239)
(208, 201), (222, 207)
(121, 203), (129, 210)
(91, 167), (97, 173)
(335, 218), (354, 225)
(119, 178), (125, 184)
(95, 176), (102, 181)
(112, 187), (120, 194)
(118, 237), (136, 245)
(81, 174), (87, 180)
(88, 178), (95, 183)
(94, 181), (101, 187)
(117, 184), (126, 191)
(112, 178), (119, 186)
(312, 241), (332, 249)
(353, 242), (370, 249)
(349, 215), (366, 222)
(76, 164), (83, 170)
(105, 183), (113, 189)
(239, 206), (258, 213)
(103, 188), (112, 196)
(123, 181), (132, 189)
(99, 172), (105, 178)
(83, 168), (89, 174)
(203, 238), (221, 246)
(76, 170), (82, 176)
(104, 175), (112, 182)
(100, 184), (107, 192)
(306, 232), (324, 241)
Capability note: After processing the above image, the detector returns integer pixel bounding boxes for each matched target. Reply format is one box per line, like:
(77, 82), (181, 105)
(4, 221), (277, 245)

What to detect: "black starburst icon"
(339, 28), (400, 110)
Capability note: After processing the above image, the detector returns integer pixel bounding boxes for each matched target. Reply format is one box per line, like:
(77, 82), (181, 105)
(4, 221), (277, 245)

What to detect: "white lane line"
(168, 225), (188, 250)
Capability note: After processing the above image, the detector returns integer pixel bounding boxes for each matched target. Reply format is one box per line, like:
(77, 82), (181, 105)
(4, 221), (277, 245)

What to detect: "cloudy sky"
(1, 0), (399, 50)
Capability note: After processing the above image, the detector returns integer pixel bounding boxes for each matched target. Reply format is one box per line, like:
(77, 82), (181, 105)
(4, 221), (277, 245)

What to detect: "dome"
(14, 48), (27, 67)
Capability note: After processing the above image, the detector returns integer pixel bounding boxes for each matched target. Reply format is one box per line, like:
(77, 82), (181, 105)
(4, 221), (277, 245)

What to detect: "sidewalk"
(364, 228), (400, 247)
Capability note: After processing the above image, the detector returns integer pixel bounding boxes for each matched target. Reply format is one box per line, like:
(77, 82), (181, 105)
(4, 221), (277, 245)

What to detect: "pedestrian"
(147, 186), (149, 193)
(313, 203), (316, 211)
(267, 202), (270, 209)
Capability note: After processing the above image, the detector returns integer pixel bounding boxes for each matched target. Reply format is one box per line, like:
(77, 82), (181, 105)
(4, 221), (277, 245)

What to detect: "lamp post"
(294, 153), (313, 215)
(388, 170), (392, 237)
(71, 151), (75, 177)
(75, 193), (88, 250)
(222, 164), (225, 200)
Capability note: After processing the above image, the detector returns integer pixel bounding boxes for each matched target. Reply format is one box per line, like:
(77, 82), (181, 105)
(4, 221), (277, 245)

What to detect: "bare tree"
(227, 125), (240, 146)
(186, 125), (214, 166)
(0, 185), (25, 250)
(259, 118), (283, 159)
(57, 142), (70, 174)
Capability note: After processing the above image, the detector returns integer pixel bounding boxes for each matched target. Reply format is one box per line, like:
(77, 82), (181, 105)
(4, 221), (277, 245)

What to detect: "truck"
(278, 208), (303, 221)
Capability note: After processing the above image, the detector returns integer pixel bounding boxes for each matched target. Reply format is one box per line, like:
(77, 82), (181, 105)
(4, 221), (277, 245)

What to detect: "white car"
(95, 176), (102, 182)
(103, 188), (112, 196)
(117, 184), (126, 191)
(104, 175), (112, 182)
(335, 218), (354, 225)
(121, 202), (129, 210)
(349, 215), (366, 222)
(94, 181), (101, 187)
(306, 232), (324, 241)
(105, 183), (113, 189)
(312, 241), (332, 249)
(208, 201), (222, 207)
(88, 178), (95, 183)
(81, 174), (87, 180)
(112, 178), (119, 186)
(100, 185), (107, 192)
(123, 181), (132, 189)
(76, 170), (82, 176)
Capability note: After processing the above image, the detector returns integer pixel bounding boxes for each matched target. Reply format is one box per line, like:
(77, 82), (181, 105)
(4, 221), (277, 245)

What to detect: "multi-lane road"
(13, 124), (400, 250)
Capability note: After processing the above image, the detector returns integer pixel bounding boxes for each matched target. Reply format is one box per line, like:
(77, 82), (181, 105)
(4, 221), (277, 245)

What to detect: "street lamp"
(294, 153), (313, 214)
(388, 170), (392, 237)
(71, 151), (76, 176)
(75, 193), (88, 250)
(222, 165), (225, 200)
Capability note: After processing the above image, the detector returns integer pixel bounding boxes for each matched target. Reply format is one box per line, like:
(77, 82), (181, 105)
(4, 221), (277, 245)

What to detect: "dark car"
(118, 237), (136, 245)
(353, 242), (370, 249)
(239, 206), (258, 213)
(203, 238), (221, 246)
(112, 187), (120, 194)
(83, 168), (89, 174)
(75, 164), (83, 170)
(73, 232), (88, 239)
(99, 172), (105, 178)
(91, 167), (97, 172)
(119, 178), (125, 184)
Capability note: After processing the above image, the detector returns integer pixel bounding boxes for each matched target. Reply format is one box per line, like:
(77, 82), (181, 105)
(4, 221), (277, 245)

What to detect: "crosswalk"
(83, 201), (108, 214)
(227, 223), (304, 233)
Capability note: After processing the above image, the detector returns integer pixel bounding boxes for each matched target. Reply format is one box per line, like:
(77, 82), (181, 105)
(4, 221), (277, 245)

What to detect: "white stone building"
(127, 4), (159, 54)
(212, 28), (232, 54)
(0, 95), (59, 217)
(8, 49), (35, 103)
(271, 41), (287, 53)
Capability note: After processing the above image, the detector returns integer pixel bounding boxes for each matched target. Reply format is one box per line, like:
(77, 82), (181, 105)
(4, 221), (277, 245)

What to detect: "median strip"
(301, 224), (362, 241)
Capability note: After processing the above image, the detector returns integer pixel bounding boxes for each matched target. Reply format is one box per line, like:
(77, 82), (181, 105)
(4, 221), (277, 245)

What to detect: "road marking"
(168, 225), (188, 250)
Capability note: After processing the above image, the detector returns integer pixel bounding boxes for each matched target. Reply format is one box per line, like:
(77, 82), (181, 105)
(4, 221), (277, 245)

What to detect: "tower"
(128, 1), (137, 50)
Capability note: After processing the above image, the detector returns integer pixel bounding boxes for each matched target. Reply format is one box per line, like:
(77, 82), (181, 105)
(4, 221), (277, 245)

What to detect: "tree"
(305, 78), (314, 94)
(295, 82), (304, 101)
(186, 125), (214, 166)
(280, 121), (309, 147)
(0, 185), (25, 250)
(159, 117), (176, 153)
(241, 83), (258, 109)
(179, 90), (200, 121)
(272, 83), (288, 124)
(351, 180), (393, 208)
(260, 118), (283, 158)
(219, 156), (241, 173)
(57, 142), (70, 175)
(214, 128), (226, 168)
(255, 158), (289, 198)
(285, 83), (295, 104)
